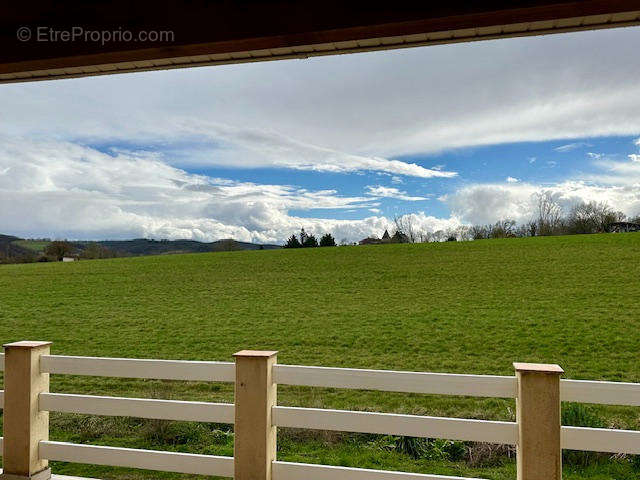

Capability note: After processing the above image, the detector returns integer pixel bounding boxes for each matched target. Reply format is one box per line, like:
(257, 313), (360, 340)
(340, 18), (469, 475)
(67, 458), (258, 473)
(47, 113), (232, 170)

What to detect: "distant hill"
(0, 234), (280, 263)
(0, 234), (34, 258)
(95, 238), (281, 256)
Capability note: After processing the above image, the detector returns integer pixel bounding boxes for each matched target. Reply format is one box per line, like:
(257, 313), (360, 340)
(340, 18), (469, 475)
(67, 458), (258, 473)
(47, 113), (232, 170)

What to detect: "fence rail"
(39, 393), (235, 424)
(274, 364), (517, 398)
(560, 378), (640, 406)
(271, 461), (485, 480)
(39, 441), (234, 477)
(0, 343), (638, 480)
(39, 354), (235, 382)
(561, 426), (640, 454)
(273, 406), (517, 445)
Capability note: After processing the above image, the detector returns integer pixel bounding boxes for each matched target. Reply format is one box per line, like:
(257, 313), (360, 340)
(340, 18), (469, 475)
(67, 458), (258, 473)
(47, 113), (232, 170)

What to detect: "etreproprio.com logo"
(17, 26), (174, 46)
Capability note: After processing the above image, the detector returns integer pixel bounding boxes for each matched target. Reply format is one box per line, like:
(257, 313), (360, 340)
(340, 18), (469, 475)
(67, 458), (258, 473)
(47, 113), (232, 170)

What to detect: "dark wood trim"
(1, 0), (640, 76)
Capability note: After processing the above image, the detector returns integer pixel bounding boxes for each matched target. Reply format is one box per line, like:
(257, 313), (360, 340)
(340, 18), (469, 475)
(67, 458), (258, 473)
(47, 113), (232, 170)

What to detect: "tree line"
(284, 228), (337, 248)
(396, 194), (639, 243)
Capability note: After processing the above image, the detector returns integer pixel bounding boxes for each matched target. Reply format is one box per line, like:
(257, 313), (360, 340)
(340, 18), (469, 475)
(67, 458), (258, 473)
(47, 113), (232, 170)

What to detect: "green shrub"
(562, 404), (606, 466)
(393, 436), (429, 459)
(424, 439), (466, 461)
(391, 437), (466, 461)
(562, 403), (606, 429)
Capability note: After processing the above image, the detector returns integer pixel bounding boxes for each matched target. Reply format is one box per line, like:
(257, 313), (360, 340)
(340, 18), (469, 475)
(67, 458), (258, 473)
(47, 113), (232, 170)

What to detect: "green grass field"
(1, 233), (639, 479)
(10, 239), (51, 253)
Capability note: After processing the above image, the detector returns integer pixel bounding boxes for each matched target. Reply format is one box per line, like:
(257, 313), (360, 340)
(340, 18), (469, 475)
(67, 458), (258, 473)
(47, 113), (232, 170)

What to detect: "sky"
(1, 26), (640, 244)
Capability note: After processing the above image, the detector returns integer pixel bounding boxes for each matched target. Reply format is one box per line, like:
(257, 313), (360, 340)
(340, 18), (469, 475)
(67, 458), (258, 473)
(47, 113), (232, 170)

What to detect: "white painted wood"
(0, 389), (3, 408)
(51, 476), (99, 480)
(274, 365), (516, 398)
(39, 441), (234, 477)
(560, 379), (640, 406)
(272, 407), (517, 445)
(40, 355), (235, 382)
(0, 436), (3, 453)
(39, 393), (234, 423)
(0, 352), (4, 371)
(272, 461), (486, 480)
(562, 426), (640, 454)
(0, 471), (98, 480)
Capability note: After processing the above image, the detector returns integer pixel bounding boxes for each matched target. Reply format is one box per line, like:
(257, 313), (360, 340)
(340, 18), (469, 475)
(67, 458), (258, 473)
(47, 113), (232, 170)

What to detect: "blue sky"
(1, 26), (640, 243)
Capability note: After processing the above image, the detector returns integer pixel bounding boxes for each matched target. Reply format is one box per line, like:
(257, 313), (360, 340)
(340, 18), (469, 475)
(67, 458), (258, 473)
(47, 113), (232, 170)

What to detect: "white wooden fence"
(0, 342), (638, 480)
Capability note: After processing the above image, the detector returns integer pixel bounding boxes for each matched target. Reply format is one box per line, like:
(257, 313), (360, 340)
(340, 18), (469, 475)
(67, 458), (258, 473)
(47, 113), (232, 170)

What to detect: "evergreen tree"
(303, 234), (318, 248)
(284, 235), (301, 248)
(319, 233), (336, 247)
(299, 228), (308, 246)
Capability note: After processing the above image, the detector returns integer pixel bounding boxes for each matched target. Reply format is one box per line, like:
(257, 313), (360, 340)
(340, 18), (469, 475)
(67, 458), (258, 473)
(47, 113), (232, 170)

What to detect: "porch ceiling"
(1, 1), (640, 83)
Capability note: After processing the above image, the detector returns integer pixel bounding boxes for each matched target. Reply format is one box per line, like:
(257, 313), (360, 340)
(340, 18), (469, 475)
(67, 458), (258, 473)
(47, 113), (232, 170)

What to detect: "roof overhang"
(1, 1), (640, 83)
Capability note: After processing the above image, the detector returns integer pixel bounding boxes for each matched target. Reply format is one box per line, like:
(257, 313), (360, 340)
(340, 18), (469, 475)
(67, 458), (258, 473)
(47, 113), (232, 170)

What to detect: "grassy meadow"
(1, 233), (639, 479)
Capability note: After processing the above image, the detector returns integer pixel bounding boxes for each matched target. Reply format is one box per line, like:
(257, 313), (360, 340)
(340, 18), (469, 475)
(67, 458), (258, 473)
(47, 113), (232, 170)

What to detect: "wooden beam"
(1, 341), (52, 480)
(233, 350), (278, 480)
(514, 362), (564, 480)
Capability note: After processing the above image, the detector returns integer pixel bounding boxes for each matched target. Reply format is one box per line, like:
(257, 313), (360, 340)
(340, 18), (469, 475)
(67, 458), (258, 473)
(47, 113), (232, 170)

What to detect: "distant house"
(62, 256), (78, 262)
(607, 222), (640, 233)
(359, 236), (381, 245)
(359, 229), (408, 245)
(390, 230), (409, 243)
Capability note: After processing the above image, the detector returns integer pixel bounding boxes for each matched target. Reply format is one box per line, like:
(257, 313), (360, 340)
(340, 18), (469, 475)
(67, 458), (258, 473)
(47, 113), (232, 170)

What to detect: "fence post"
(514, 362), (564, 480)
(1, 341), (52, 480)
(233, 350), (278, 480)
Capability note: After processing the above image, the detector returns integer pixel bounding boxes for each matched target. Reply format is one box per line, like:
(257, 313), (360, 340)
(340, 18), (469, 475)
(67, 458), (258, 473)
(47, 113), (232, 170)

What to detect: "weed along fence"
(0, 342), (639, 480)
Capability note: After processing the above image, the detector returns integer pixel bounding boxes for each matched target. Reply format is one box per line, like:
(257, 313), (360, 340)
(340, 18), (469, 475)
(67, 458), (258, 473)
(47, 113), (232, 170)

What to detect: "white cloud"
(629, 154), (640, 162)
(445, 181), (640, 225)
(2, 27), (640, 170)
(445, 153), (640, 225)
(4, 135), (639, 242)
(443, 184), (538, 225)
(506, 176), (519, 183)
(554, 142), (591, 152)
(634, 138), (640, 146)
(177, 121), (457, 178)
(391, 176), (403, 184)
(0, 137), (400, 243)
(0, 136), (469, 244)
(365, 185), (427, 201)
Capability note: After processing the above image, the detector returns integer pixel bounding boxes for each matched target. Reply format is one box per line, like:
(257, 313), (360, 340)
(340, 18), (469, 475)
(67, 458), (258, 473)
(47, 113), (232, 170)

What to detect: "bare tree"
(489, 219), (517, 238)
(525, 220), (537, 237)
(44, 240), (75, 261)
(568, 201), (625, 234)
(430, 230), (448, 242)
(417, 231), (432, 243)
(455, 225), (473, 241)
(393, 215), (419, 243)
(470, 224), (489, 240)
(534, 192), (563, 236)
